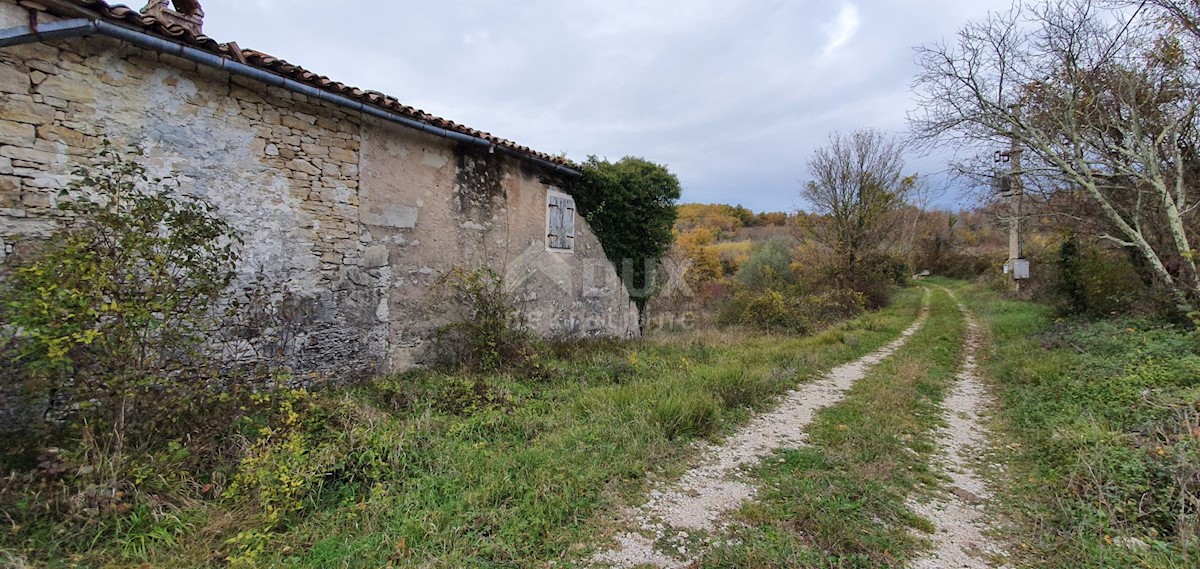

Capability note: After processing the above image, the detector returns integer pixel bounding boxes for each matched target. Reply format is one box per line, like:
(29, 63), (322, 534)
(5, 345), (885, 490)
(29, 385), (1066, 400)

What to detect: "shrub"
(792, 237), (901, 310)
(0, 141), (240, 477)
(1054, 238), (1167, 318)
(223, 389), (406, 565)
(803, 289), (868, 324)
(718, 287), (865, 334)
(713, 240), (754, 275)
(720, 289), (806, 333)
(225, 390), (330, 530)
(835, 251), (904, 309)
(0, 142), (317, 551)
(924, 251), (992, 280)
(431, 267), (540, 373)
(736, 238), (797, 290)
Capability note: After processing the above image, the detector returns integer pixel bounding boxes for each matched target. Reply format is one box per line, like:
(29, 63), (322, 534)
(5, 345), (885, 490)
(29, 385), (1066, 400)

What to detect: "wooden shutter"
(547, 196), (564, 249)
(563, 200), (575, 247)
(547, 194), (575, 250)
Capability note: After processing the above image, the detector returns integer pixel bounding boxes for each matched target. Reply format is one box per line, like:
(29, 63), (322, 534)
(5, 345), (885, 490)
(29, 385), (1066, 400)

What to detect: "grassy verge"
(699, 286), (965, 568)
(959, 283), (1200, 568)
(1, 288), (924, 568)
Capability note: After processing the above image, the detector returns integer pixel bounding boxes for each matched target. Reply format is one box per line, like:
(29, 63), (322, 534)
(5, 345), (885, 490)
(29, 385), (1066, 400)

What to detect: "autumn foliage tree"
(674, 227), (724, 287)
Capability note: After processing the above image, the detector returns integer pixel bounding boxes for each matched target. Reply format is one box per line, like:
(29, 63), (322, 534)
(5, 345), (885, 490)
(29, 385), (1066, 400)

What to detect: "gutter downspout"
(0, 17), (581, 178)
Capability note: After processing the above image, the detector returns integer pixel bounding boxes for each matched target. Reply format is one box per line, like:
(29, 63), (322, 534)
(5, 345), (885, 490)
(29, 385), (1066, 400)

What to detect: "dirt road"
(589, 292), (932, 568)
(588, 289), (1011, 569)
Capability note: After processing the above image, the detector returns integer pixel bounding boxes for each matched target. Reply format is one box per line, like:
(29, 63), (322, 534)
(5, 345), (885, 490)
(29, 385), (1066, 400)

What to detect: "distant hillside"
(676, 203), (791, 240)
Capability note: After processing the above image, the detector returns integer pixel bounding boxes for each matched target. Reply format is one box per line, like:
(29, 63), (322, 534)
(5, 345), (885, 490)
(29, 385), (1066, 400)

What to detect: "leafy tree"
(1, 141), (240, 458)
(755, 211), (790, 226)
(801, 128), (912, 290)
(736, 237), (798, 290)
(911, 0), (1200, 314)
(569, 156), (682, 317)
(728, 204), (756, 226)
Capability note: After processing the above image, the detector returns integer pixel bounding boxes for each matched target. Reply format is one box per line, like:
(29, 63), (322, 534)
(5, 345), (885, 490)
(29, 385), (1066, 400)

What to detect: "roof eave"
(15, 0), (580, 177)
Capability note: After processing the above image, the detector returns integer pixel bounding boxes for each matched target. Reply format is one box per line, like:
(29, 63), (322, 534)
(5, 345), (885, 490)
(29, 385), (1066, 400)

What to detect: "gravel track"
(588, 293), (932, 568)
(909, 292), (1009, 569)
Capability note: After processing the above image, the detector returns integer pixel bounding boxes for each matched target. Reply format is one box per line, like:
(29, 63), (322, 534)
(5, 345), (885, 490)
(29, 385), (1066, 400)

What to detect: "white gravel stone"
(910, 291), (1012, 569)
(589, 293), (933, 568)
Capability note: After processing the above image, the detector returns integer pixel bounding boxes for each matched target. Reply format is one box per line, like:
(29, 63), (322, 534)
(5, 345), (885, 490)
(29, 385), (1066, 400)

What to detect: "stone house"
(0, 0), (639, 375)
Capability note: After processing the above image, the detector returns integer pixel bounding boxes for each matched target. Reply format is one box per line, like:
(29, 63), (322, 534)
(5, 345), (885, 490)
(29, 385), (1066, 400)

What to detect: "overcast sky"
(193, 0), (1013, 212)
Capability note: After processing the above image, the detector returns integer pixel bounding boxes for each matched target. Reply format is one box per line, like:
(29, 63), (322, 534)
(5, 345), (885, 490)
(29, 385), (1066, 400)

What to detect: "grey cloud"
(197, 0), (1012, 211)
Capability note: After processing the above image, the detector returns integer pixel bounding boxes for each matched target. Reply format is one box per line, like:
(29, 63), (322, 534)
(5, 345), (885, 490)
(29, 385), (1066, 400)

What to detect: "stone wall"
(0, 2), (638, 377)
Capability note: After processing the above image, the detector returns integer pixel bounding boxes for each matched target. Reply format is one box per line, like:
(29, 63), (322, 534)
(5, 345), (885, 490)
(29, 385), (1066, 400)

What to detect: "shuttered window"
(546, 191), (576, 251)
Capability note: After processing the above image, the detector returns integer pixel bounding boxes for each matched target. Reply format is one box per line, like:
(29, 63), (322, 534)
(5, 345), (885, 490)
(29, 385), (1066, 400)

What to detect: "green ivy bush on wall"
(568, 156), (682, 318)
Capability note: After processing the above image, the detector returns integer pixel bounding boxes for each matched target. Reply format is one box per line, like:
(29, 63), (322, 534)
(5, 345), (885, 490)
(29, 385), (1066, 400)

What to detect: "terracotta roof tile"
(67, 1), (574, 170)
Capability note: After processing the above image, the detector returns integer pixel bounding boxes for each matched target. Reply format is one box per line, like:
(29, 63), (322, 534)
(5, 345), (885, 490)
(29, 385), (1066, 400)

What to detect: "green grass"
(957, 281), (1200, 568)
(698, 287), (966, 568)
(21, 278), (1187, 568)
(1, 288), (925, 568)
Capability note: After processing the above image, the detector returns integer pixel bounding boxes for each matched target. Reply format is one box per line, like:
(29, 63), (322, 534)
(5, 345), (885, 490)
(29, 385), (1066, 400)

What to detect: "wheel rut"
(909, 291), (1010, 569)
(587, 292), (932, 568)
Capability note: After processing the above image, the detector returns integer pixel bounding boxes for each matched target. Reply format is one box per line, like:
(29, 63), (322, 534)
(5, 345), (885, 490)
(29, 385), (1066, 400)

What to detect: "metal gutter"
(0, 16), (581, 177)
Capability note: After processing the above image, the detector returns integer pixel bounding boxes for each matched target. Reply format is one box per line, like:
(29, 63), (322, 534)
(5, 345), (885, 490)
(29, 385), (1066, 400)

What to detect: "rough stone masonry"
(0, 0), (639, 378)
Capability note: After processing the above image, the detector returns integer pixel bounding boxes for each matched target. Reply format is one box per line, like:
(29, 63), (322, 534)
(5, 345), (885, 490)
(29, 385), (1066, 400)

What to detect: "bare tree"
(897, 177), (949, 266)
(911, 0), (1200, 312)
(802, 128), (912, 284)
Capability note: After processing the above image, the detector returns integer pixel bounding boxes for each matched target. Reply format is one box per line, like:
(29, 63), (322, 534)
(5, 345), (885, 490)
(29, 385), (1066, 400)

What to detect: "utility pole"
(1005, 105), (1027, 293)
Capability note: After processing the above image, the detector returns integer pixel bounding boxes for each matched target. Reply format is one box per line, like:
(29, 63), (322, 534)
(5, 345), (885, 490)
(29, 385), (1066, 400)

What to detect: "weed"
(653, 389), (721, 440)
(431, 266), (541, 373)
(434, 377), (512, 416)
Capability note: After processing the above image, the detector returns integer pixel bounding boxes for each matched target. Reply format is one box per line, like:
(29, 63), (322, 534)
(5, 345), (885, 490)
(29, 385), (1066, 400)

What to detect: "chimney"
(140, 0), (205, 35)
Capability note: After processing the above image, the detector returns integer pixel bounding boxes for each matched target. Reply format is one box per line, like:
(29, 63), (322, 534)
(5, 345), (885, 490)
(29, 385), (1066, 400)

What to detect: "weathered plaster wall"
(357, 123), (637, 369)
(0, 7), (637, 376)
